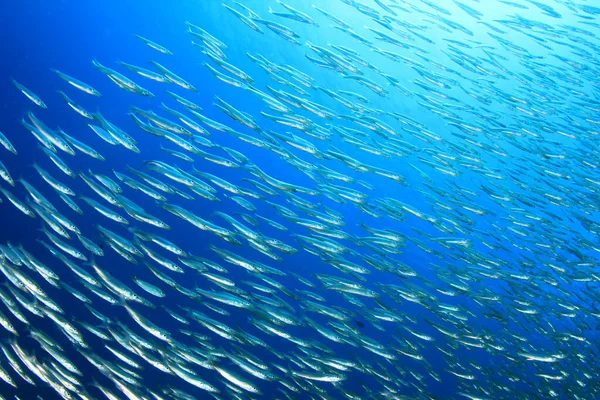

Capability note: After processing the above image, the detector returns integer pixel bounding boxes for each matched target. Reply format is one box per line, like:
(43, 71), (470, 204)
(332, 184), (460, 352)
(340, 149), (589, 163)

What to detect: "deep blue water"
(1, 0), (600, 399)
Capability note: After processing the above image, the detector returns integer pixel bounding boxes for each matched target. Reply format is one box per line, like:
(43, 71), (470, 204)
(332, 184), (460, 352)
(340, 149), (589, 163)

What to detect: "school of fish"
(2, 0), (600, 399)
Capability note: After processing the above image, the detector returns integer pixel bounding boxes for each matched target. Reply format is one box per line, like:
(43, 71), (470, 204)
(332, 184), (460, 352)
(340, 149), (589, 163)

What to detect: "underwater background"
(0, 0), (599, 399)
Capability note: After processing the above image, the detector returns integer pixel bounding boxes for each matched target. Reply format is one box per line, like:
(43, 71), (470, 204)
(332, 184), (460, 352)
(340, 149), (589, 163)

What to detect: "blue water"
(1, 0), (599, 399)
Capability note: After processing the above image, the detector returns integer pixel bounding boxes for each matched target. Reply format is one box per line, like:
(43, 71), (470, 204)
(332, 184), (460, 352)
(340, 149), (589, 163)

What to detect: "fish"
(27, 111), (75, 155)
(57, 90), (94, 119)
(135, 34), (173, 55)
(117, 60), (172, 83)
(1, 2), (600, 400)
(92, 59), (155, 96)
(0, 131), (17, 155)
(150, 61), (197, 91)
(51, 68), (101, 96)
(223, 3), (264, 33)
(11, 78), (46, 108)
(165, 90), (203, 110)
(60, 129), (104, 160)
(269, 1), (318, 26)
(0, 160), (14, 187)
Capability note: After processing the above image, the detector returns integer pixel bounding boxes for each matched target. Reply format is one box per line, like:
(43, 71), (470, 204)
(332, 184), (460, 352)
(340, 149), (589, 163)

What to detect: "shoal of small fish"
(2, 0), (600, 399)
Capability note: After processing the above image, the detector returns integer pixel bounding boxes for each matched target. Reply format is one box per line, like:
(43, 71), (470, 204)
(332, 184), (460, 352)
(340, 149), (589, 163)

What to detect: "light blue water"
(0, 0), (599, 399)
